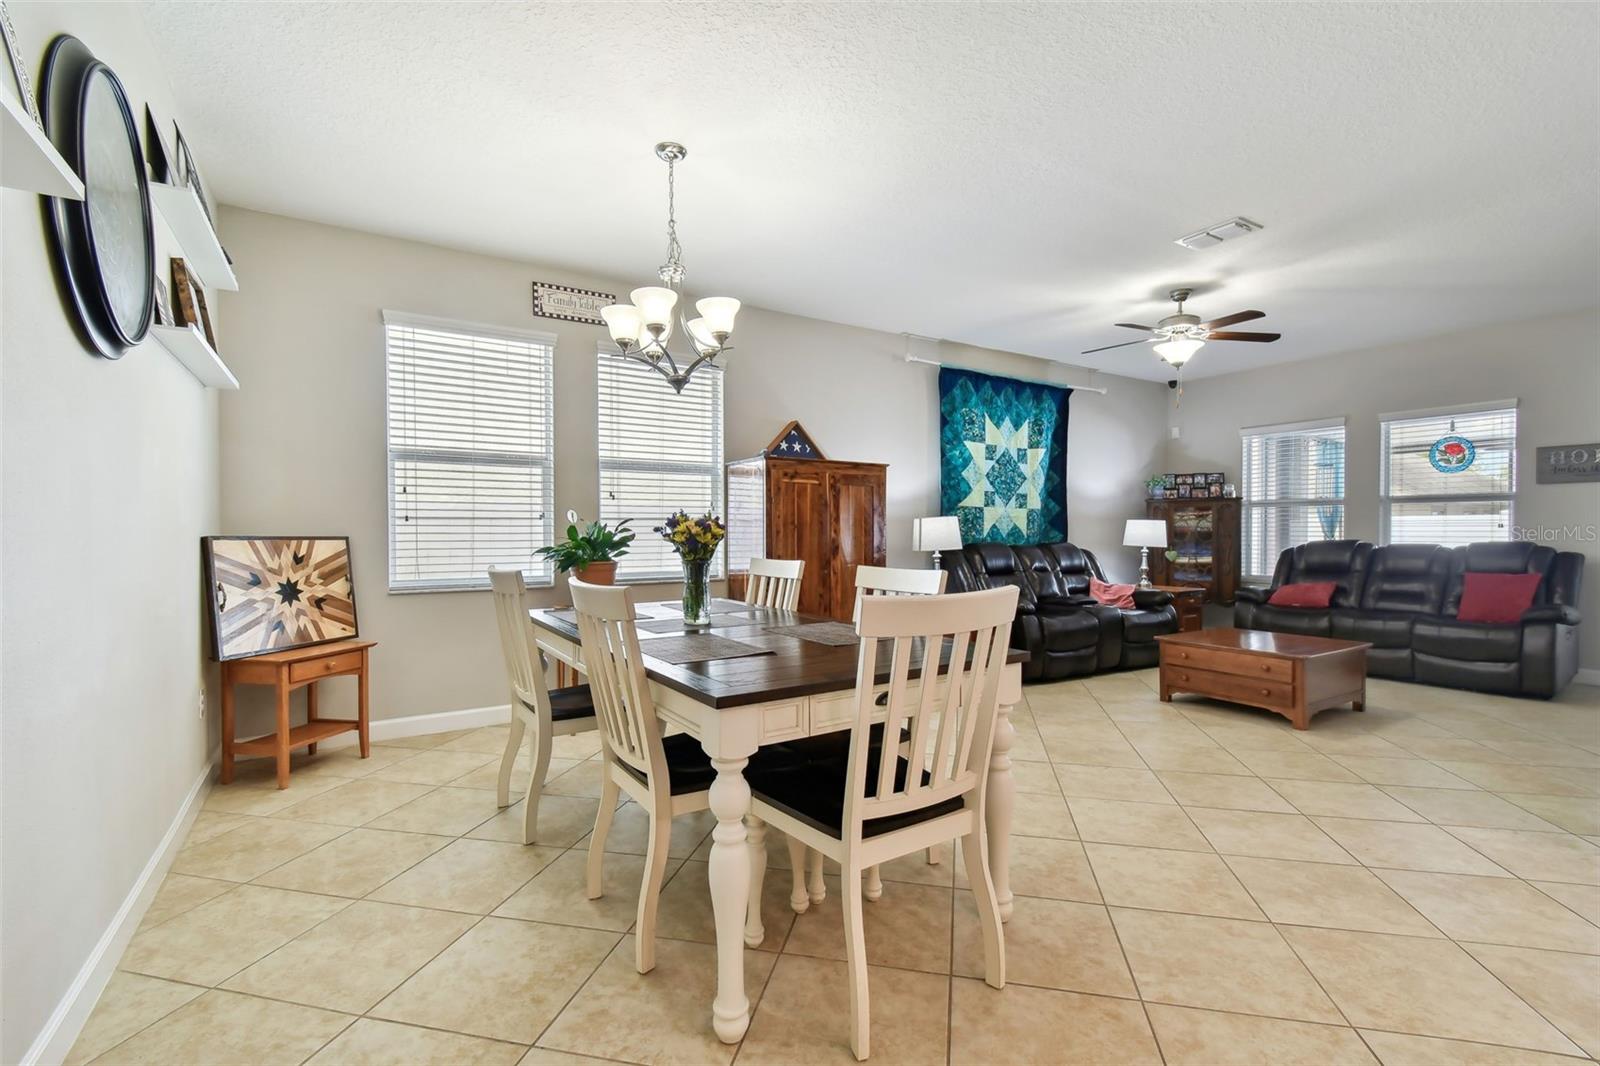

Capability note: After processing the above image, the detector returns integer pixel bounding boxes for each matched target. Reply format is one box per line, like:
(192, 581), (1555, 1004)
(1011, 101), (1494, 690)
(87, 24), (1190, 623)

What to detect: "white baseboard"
(23, 758), (215, 1066)
(1575, 668), (1600, 687)
(317, 702), (512, 749)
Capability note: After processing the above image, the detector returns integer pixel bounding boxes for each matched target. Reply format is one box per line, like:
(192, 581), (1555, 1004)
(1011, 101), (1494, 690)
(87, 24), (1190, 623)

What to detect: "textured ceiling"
(141, 1), (1598, 380)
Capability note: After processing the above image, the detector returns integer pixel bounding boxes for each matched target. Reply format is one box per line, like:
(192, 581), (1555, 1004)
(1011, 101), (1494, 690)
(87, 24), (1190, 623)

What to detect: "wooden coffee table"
(1155, 627), (1369, 730)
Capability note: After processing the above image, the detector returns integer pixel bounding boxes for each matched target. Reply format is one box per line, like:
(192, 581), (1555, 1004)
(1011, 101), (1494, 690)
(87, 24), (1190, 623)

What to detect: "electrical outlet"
(198, 689), (207, 718)
(1169, 426), (1181, 440)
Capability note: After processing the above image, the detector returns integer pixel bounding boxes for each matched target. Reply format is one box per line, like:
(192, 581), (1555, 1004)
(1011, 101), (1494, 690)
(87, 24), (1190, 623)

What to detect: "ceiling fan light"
(601, 304), (642, 347)
(630, 286), (679, 331)
(1154, 337), (1203, 366)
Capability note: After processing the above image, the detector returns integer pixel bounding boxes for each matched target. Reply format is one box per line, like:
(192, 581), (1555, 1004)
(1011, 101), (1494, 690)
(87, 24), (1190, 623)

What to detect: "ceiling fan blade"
(1206, 330), (1281, 342)
(1114, 322), (1156, 332)
(1081, 338), (1154, 355)
(1199, 310), (1265, 330)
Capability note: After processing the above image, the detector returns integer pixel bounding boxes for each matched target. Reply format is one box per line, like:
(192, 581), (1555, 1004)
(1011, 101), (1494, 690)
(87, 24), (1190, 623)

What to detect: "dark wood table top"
(532, 597), (1027, 709)
(1155, 626), (1370, 659)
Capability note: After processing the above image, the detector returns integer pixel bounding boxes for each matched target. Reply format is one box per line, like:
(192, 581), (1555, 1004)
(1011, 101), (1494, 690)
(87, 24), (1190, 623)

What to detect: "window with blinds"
(384, 311), (555, 592)
(1240, 419), (1347, 579)
(1381, 403), (1517, 546)
(597, 348), (724, 581)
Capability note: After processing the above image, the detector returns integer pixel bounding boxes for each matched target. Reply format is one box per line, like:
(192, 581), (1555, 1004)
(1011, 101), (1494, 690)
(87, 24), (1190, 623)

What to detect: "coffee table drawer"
(1164, 645), (1293, 683)
(1164, 664), (1295, 708)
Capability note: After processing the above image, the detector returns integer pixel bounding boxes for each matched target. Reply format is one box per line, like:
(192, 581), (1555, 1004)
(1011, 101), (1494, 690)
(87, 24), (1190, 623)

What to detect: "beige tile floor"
(71, 671), (1600, 1065)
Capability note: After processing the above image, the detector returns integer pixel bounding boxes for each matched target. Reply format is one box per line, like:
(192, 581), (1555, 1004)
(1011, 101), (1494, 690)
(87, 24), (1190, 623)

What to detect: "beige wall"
(1, 4), (221, 1061)
(215, 207), (1169, 726)
(1167, 308), (1600, 670)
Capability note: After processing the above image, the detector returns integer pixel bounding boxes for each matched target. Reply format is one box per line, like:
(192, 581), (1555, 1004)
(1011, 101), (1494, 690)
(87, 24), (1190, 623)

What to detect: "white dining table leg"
(707, 741), (755, 1043)
(744, 813), (768, 946)
(986, 672), (1020, 923)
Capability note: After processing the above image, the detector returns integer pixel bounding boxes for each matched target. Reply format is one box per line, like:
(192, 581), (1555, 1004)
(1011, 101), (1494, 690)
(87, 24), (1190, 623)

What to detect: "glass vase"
(681, 557), (711, 628)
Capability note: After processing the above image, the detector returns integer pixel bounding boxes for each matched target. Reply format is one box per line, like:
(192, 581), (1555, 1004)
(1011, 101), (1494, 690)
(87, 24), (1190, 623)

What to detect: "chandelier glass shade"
(601, 143), (739, 393)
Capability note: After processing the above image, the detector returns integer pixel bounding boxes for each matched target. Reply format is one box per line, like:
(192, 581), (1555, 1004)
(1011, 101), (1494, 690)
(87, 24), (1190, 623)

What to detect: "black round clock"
(40, 35), (155, 359)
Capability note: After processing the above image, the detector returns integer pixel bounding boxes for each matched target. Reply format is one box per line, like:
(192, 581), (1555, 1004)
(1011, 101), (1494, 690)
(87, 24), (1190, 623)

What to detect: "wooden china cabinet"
(1145, 497), (1241, 606)
(725, 422), (887, 621)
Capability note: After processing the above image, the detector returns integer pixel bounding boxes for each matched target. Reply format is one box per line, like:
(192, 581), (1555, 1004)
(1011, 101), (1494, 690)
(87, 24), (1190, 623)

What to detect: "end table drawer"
(1164, 646), (1293, 683)
(1166, 664), (1294, 708)
(289, 651), (364, 682)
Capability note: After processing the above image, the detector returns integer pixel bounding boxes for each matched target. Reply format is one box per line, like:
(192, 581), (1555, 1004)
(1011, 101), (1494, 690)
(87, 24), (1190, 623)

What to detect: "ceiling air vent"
(1175, 216), (1263, 250)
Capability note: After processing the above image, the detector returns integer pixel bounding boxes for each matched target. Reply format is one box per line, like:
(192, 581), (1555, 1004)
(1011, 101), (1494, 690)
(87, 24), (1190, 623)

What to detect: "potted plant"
(1145, 476), (1167, 499)
(654, 511), (726, 626)
(535, 517), (635, 585)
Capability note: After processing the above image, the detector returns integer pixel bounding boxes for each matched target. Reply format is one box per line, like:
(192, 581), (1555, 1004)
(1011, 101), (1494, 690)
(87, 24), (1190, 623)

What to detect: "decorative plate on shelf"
(40, 34), (154, 359)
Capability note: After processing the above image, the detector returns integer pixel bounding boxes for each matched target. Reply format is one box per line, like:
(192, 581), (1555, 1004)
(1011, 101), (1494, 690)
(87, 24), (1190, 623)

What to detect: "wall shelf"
(149, 324), (239, 390)
(1, 90), (83, 199)
(150, 181), (237, 291)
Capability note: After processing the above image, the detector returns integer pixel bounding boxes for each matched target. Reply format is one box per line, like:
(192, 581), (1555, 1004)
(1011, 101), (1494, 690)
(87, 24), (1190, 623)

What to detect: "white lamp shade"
(695, 296), (740, 336)
(1123, 519), (1168, 548)
(630, 286), (679, 329)
(912, 515), (963, 552)
(600, 304), (641, 345)
(685, 317), (717, 355)
(1153, 337), (1203, 366)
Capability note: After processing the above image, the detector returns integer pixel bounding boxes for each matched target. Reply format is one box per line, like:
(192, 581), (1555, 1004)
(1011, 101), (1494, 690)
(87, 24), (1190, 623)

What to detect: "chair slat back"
(488, 566), (551, 713)
(746, 557), (804, 610)
(843, 587), (1018, 829)
(852, 565), (947, 625)
(569, 579), (664, 782)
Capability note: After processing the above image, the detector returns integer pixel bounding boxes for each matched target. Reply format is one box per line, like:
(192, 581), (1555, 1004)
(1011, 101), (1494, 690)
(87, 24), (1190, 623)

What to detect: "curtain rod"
(902, 353), (1110, 395)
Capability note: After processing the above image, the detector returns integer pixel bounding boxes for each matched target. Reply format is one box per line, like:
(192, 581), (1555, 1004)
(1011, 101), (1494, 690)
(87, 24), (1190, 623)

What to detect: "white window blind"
(1382, 404), (1517, 546)
(384, 312), (555, 591)
(597, 348), (724, 581)
(1240, 419), (1346, 580)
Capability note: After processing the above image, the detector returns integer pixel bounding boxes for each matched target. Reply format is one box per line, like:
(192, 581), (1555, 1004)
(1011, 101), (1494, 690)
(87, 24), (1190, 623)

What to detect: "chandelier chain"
(659, 155), (686, 285)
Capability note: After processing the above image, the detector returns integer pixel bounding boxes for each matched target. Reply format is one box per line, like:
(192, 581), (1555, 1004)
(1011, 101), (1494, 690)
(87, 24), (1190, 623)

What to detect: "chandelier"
(600, 143), (740, 393)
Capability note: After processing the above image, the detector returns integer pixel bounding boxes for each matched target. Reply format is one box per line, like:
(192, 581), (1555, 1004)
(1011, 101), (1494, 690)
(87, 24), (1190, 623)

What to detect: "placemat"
(764, 621), (861, 647)
(545, 609), (577, 624)
(637, 617), (695, 633)
(639, 634), (774, 665)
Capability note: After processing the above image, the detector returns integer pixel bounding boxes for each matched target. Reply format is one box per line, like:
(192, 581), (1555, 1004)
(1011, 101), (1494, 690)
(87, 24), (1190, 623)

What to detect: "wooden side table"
(1154, 584), (1207, 632)
(220, 639), (376, 788)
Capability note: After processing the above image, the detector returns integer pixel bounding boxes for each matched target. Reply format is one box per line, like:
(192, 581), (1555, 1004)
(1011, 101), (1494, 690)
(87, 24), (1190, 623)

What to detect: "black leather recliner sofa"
(941, 542), (1179, 682)
(1236, 540), (1585, 698)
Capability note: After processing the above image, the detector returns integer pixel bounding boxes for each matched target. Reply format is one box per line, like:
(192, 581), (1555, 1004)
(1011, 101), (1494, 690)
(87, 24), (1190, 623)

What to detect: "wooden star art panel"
(203, 536), (358, 660)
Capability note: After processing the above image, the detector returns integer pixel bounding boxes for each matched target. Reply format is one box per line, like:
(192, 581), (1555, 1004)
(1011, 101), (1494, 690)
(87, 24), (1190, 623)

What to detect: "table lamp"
(1123, 519), (1167, 589)
(912, 516), (963, 569)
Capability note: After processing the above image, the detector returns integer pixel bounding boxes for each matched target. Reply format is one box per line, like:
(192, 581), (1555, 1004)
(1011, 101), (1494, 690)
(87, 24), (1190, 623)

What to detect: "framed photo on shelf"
(1207, 482), (1224, 497)
(1162, 473), (1177, 489)
(152, 276), (172, 326)
(170, 257), (215, 348)
(1175, 473), (1193, 486)
(1, 1), (42, 129)
(173, 122), (214, 225)
(1176, 484), (1193, 499)
(1204, 472), (1225, 485)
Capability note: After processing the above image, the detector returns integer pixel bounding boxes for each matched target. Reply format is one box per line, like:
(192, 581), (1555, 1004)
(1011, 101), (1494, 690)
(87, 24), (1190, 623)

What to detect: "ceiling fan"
(1082, 288), (1280, 367)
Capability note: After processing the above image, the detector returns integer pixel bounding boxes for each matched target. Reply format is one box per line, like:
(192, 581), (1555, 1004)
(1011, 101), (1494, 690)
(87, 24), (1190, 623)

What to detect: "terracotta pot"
(574, 561), (617, 585)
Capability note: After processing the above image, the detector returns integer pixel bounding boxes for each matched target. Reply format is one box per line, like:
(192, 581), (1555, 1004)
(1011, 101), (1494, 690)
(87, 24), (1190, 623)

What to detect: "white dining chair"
(853, 565), (949, 899)
(745, 557), (805, 610)
(571, 579), (797, 974)
(746, 586), (1016, 1060)
(488, 567), (598, 846)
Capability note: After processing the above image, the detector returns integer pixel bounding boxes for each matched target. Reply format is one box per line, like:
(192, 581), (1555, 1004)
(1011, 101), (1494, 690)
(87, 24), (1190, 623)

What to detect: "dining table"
(529, 596), (1026, 1044)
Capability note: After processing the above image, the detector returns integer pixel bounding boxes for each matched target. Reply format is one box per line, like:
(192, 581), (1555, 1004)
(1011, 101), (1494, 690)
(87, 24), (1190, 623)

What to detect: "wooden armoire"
(1145, 496), (1242, 605)
(725, 422), (887, 621)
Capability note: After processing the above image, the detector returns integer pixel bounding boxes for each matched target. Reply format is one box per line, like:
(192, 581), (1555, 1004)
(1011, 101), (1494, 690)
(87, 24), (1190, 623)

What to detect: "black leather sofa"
(1236, 540), (1585, 698)
(941, 542), (1179, 682)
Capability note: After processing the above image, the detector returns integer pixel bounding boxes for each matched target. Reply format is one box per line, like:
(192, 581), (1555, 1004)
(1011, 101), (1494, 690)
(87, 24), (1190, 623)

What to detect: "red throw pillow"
(1089, 576), (1136, 609)
(1267, 582), (1338, 609)
(1457, 572), (1543, 623)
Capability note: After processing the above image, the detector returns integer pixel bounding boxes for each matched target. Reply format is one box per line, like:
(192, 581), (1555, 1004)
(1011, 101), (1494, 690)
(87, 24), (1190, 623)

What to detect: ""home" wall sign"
(1535, 444), (1600, 484)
